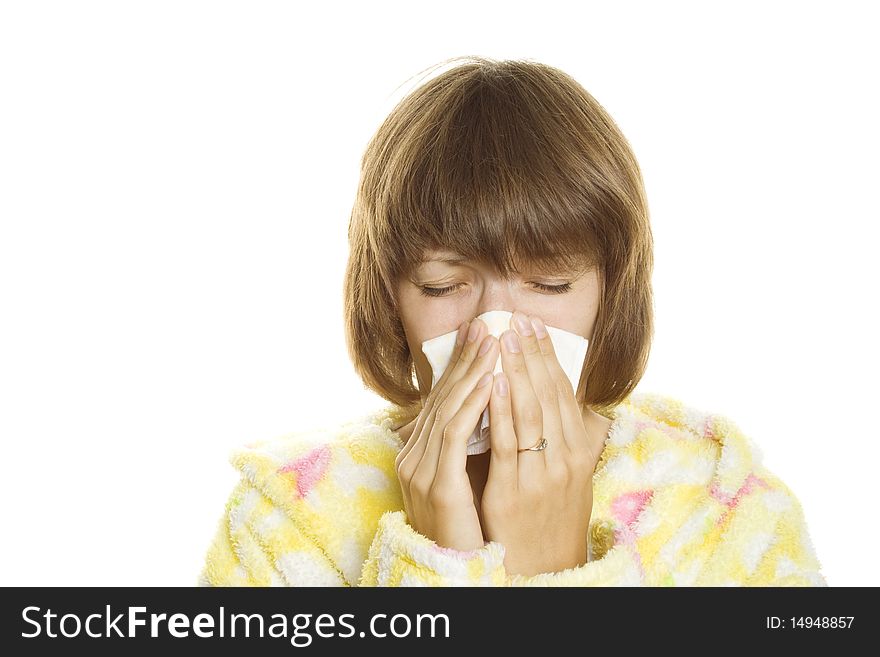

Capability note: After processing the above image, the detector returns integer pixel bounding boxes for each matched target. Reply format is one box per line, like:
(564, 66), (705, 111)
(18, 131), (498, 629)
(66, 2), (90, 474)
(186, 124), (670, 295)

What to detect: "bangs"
(363, 59), (624, 286)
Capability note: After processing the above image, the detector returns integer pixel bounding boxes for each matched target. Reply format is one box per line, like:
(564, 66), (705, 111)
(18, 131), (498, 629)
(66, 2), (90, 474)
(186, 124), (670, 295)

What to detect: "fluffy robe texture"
(197, 392), (827, 587)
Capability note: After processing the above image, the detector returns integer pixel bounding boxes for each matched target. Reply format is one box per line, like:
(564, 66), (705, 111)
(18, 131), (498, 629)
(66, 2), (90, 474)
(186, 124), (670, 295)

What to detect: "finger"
(425, 319), (482, 406)
(435, 368), (495, 488)
(401, 319), (485, 468)
(499, 324), (545, 465)
(422, 334), (499, 478)
(528, 315), (594, 461)
(398, 321), (469, 466)
(510, 311), (566, 469)
(486, 372), (517, 490)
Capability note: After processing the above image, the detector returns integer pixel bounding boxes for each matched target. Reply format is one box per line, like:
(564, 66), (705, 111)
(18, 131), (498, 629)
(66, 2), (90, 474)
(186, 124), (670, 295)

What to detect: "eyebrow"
(418, 255), (469, 264)
(416, 255), (589, 278)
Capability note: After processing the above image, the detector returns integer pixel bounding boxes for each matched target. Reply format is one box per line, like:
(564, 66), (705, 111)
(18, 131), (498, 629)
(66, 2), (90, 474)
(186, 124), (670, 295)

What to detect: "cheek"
(533, 295), (597, 337)
(401, 309), (460, 350)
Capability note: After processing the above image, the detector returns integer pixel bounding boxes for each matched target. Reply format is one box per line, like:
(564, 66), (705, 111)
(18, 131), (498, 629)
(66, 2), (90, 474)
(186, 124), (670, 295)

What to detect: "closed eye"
(418, 282), (572, 298)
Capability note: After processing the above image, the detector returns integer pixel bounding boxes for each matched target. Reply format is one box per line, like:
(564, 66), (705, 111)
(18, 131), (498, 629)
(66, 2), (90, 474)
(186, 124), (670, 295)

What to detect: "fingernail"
(513, 311), (533, 337)
(530, 316), (547, 338)
(456, 321), (468, 345)
(478, 334), (493, 356)
(467, 320), (481, 343)
(495, 374), (508, 396)
(478, 371), (493, 388)
(502, 330), (521, 353)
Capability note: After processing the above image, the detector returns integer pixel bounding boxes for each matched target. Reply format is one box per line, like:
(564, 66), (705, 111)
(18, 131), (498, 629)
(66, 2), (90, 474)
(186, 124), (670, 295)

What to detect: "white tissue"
(420, 310), (589, 455)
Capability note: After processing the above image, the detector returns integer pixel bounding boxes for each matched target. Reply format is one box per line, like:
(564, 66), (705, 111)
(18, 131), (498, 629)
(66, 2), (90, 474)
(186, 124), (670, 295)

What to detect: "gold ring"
(517, 437), (548, 453)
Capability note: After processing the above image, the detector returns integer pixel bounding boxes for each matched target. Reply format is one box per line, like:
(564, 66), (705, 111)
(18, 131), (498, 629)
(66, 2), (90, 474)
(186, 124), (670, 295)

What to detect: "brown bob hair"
(343, 56), (654, 418)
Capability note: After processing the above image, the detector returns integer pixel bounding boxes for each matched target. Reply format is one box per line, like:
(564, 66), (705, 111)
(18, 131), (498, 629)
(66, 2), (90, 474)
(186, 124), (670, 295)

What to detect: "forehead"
(418, 250), (470, 264)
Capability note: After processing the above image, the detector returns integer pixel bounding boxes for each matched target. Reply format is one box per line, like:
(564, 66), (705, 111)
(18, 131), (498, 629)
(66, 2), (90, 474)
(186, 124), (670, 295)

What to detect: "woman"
(198, 56), (826, 586)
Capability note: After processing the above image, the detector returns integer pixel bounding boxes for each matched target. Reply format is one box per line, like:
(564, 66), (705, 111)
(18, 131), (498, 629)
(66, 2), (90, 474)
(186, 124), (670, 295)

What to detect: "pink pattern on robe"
(278, 445), (332, 499)
(711, 472), (772, 526)
(612, 489), (654, 527)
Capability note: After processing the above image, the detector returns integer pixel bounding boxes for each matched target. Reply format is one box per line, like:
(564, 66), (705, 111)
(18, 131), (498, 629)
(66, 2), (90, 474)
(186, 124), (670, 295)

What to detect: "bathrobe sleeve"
(358, 510), (643, 586)
(199, 490), (644, 587)
(359, 457), (830, 587)
(199, 468), (827, 587)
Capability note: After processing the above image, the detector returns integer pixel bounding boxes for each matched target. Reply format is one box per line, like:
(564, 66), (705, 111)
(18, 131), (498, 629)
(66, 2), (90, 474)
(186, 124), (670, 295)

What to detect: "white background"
(1, 1), (876, 586)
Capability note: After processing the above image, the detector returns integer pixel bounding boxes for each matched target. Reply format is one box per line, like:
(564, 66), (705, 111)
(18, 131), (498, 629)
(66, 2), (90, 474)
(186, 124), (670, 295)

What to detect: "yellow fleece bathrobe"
(198, 391), (827, 587)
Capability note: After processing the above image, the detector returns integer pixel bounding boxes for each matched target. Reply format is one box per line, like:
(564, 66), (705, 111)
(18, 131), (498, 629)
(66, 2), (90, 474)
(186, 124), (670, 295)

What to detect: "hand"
(480, 312), (598, 577)
(394, 317), (500, 552)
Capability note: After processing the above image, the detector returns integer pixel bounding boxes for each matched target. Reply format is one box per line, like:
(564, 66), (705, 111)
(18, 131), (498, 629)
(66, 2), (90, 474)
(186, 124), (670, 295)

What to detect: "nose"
(473, 280), (520, 320)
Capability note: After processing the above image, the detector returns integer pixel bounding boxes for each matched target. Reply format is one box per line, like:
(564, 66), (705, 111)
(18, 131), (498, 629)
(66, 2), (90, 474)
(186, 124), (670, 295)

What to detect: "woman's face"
(397, 248), (602, 403)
